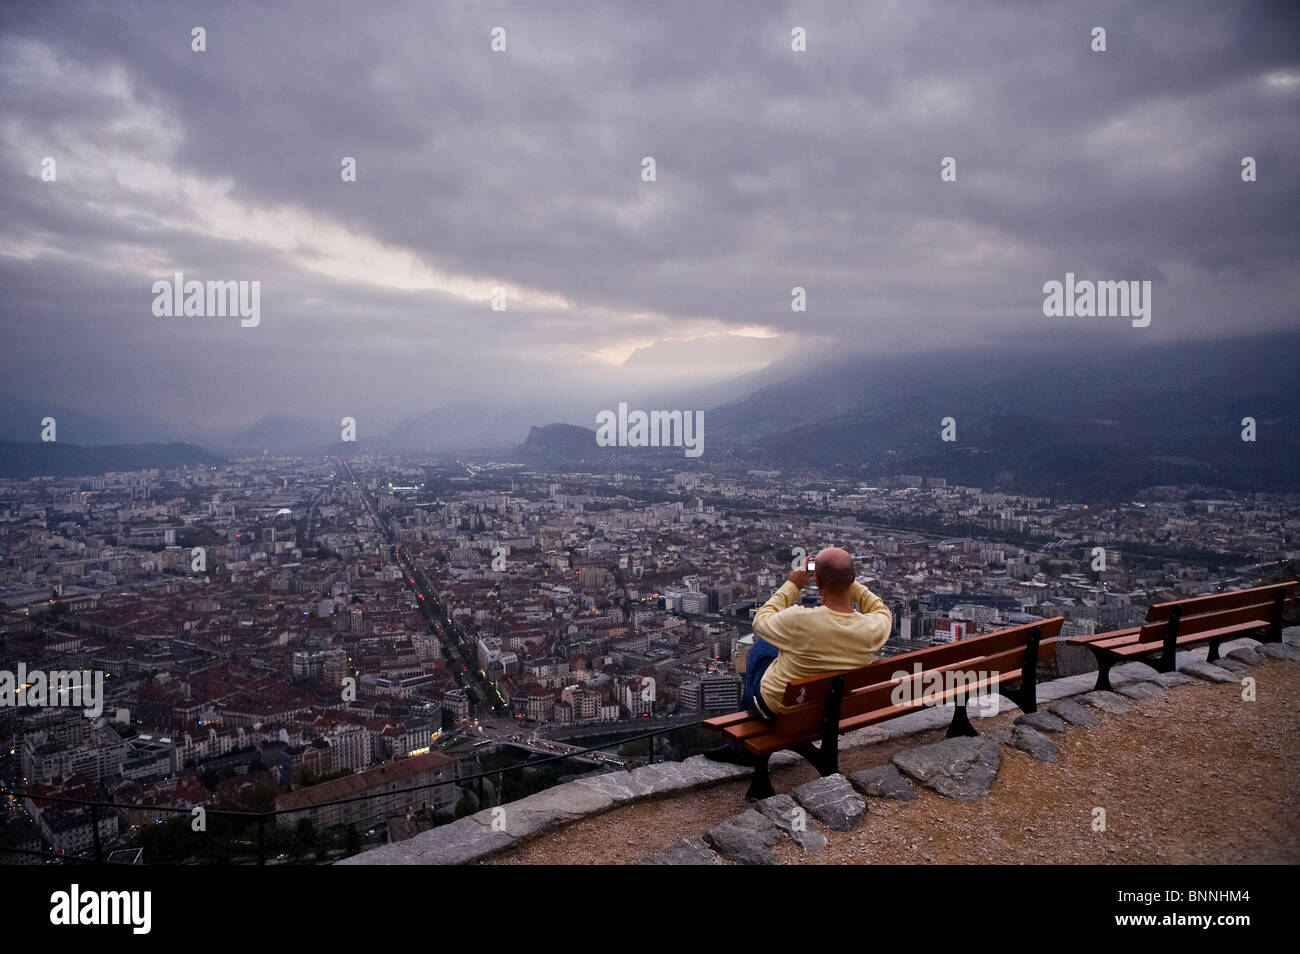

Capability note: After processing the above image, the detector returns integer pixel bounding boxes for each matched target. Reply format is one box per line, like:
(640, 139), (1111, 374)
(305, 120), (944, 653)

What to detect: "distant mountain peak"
(515, 423), (601, 463)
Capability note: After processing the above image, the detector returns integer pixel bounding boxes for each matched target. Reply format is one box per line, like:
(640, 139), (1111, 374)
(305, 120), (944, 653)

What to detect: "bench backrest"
(778, 616), (1064, 711)
(1132, 581), (1296, 646)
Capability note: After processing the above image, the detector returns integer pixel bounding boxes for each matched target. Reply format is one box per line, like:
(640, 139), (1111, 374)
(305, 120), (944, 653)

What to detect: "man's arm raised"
(751, 580), (804, 651)
(849, 581), (893, 652)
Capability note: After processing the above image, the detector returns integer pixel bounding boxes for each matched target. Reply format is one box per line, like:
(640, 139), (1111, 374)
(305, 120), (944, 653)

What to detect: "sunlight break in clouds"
(0, 38), (574, 310)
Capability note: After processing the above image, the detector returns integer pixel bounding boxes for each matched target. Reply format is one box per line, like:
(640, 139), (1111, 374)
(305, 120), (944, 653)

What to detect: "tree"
(296, 817), (316, 849)
(130, 815), (196, 864)
(453, 791), (476, 819)
(619, 737), (650, 759)
(293, 766), (318, 789)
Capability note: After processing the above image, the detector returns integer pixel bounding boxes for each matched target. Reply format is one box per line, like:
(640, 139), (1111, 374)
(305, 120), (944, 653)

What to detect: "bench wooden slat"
(1109, 619), (1275, 657)
(1067, 627), (1140, 647)
(1116, 599), (1283, 651)
(702, 711), (755, 731)
(739, 633), (1058, 744)
(764, 674), (1020, 748)
(1172, 597), (1294, 637)
(1085, 631), (1153, 651)
(1071, 596), (1289, 655)
(1144, 582), (1296, 622)
(773, 646), (1047, 715)
(780, 617), (1063, 707)
(727, 671), (1022, 754)
(779, 621), (1041, 702)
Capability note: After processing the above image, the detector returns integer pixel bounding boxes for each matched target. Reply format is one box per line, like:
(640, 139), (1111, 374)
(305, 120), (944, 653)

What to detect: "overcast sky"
(1, 0), (1297, 437)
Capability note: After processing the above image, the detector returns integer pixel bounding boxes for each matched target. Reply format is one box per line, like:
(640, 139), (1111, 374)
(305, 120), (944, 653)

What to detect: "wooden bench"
(705, 617), (1064, 800)
(1067, 581), (1297, 692)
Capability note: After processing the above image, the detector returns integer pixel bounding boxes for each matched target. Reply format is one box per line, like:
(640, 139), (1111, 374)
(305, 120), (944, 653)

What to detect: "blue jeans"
(742, 636), (780, 722)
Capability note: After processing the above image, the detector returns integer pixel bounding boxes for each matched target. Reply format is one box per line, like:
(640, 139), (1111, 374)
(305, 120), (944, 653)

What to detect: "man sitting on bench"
(705, 547), (893, 766)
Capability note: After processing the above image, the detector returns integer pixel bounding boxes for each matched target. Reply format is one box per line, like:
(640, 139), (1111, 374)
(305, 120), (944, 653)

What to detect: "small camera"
(806, 560), (816, 573)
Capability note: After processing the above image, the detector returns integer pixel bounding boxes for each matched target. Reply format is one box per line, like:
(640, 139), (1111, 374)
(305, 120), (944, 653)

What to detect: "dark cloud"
(0, 0), (1296, 436)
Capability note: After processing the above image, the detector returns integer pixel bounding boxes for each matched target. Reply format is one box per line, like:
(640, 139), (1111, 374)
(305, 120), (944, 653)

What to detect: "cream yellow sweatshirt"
(752, 580), (893, 714)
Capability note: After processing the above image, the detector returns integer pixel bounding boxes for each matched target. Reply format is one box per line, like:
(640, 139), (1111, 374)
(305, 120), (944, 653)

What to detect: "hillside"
(0, 441), (225, 478)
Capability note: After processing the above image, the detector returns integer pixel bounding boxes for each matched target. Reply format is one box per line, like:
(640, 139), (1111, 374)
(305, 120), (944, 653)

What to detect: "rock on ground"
(637, 838), (723, 865)
(1050, 699), (1102, 728)
(1014, 710), (1069, 734)
(1077, 690), (1134, 715)
(848, 763), (916, 801)
(1149, 671), (1195, 688)
(1225, 647), (1265, 666)
(1115, 681), (1165, 701)
(1180, 660), (1237, 683)
(791, 774), (868, 831)
(1261, 643), (1300, 662)
(754, 794), (828, 855)
(1009, 724), (1059, 762)
(703, 809), (784, 865)
(892, 736), (1003, 802)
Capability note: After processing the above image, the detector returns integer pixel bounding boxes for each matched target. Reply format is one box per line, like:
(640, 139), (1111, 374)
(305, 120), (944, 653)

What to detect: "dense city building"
(1, 454), (1295, 862)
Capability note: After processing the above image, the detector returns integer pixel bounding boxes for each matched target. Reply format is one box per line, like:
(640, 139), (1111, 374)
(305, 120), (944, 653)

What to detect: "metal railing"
(5, 715), (714, 866)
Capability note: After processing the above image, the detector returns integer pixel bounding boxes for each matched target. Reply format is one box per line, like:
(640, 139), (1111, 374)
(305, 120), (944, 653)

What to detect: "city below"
(1, 453), (1295, 863)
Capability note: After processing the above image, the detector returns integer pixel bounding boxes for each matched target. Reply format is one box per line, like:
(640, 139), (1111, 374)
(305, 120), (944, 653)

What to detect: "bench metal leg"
(818, 675), (844, 776)
(946, 703), (978, 738)
(1206, 638), (1221, 663)
(1004, 625), (1043, 712)
(816, 737), (839, 777)
(792, 740), (822, 770)
(746, 754), (775, 801)
(1094, 653), (1115, 692)
(1265, 590), (1285, 644)
(1159, 606), (1182, 673)
(1002, 685), (1032, 714)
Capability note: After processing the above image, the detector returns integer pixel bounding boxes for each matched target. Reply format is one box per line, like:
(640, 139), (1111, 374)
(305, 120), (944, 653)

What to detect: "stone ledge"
(572, 753), (753, 805)
(335, 814), (513, 865)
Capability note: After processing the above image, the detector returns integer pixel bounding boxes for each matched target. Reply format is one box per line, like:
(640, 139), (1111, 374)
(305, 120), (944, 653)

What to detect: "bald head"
(814, 547), (855, 595)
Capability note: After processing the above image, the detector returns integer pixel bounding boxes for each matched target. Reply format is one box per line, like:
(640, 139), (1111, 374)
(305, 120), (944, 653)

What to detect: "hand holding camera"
(789, 557), (814, 589)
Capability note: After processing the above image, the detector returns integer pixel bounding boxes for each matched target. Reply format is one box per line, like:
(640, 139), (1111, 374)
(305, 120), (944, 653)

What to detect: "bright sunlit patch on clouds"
(0, 38), (573, 311)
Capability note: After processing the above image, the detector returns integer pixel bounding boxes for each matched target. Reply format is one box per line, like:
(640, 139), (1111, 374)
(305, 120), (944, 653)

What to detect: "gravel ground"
(483, 659), (1300, 865)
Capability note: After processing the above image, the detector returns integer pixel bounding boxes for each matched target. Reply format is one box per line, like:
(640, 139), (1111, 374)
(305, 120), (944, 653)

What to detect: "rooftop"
(276, 750), (455, 813)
